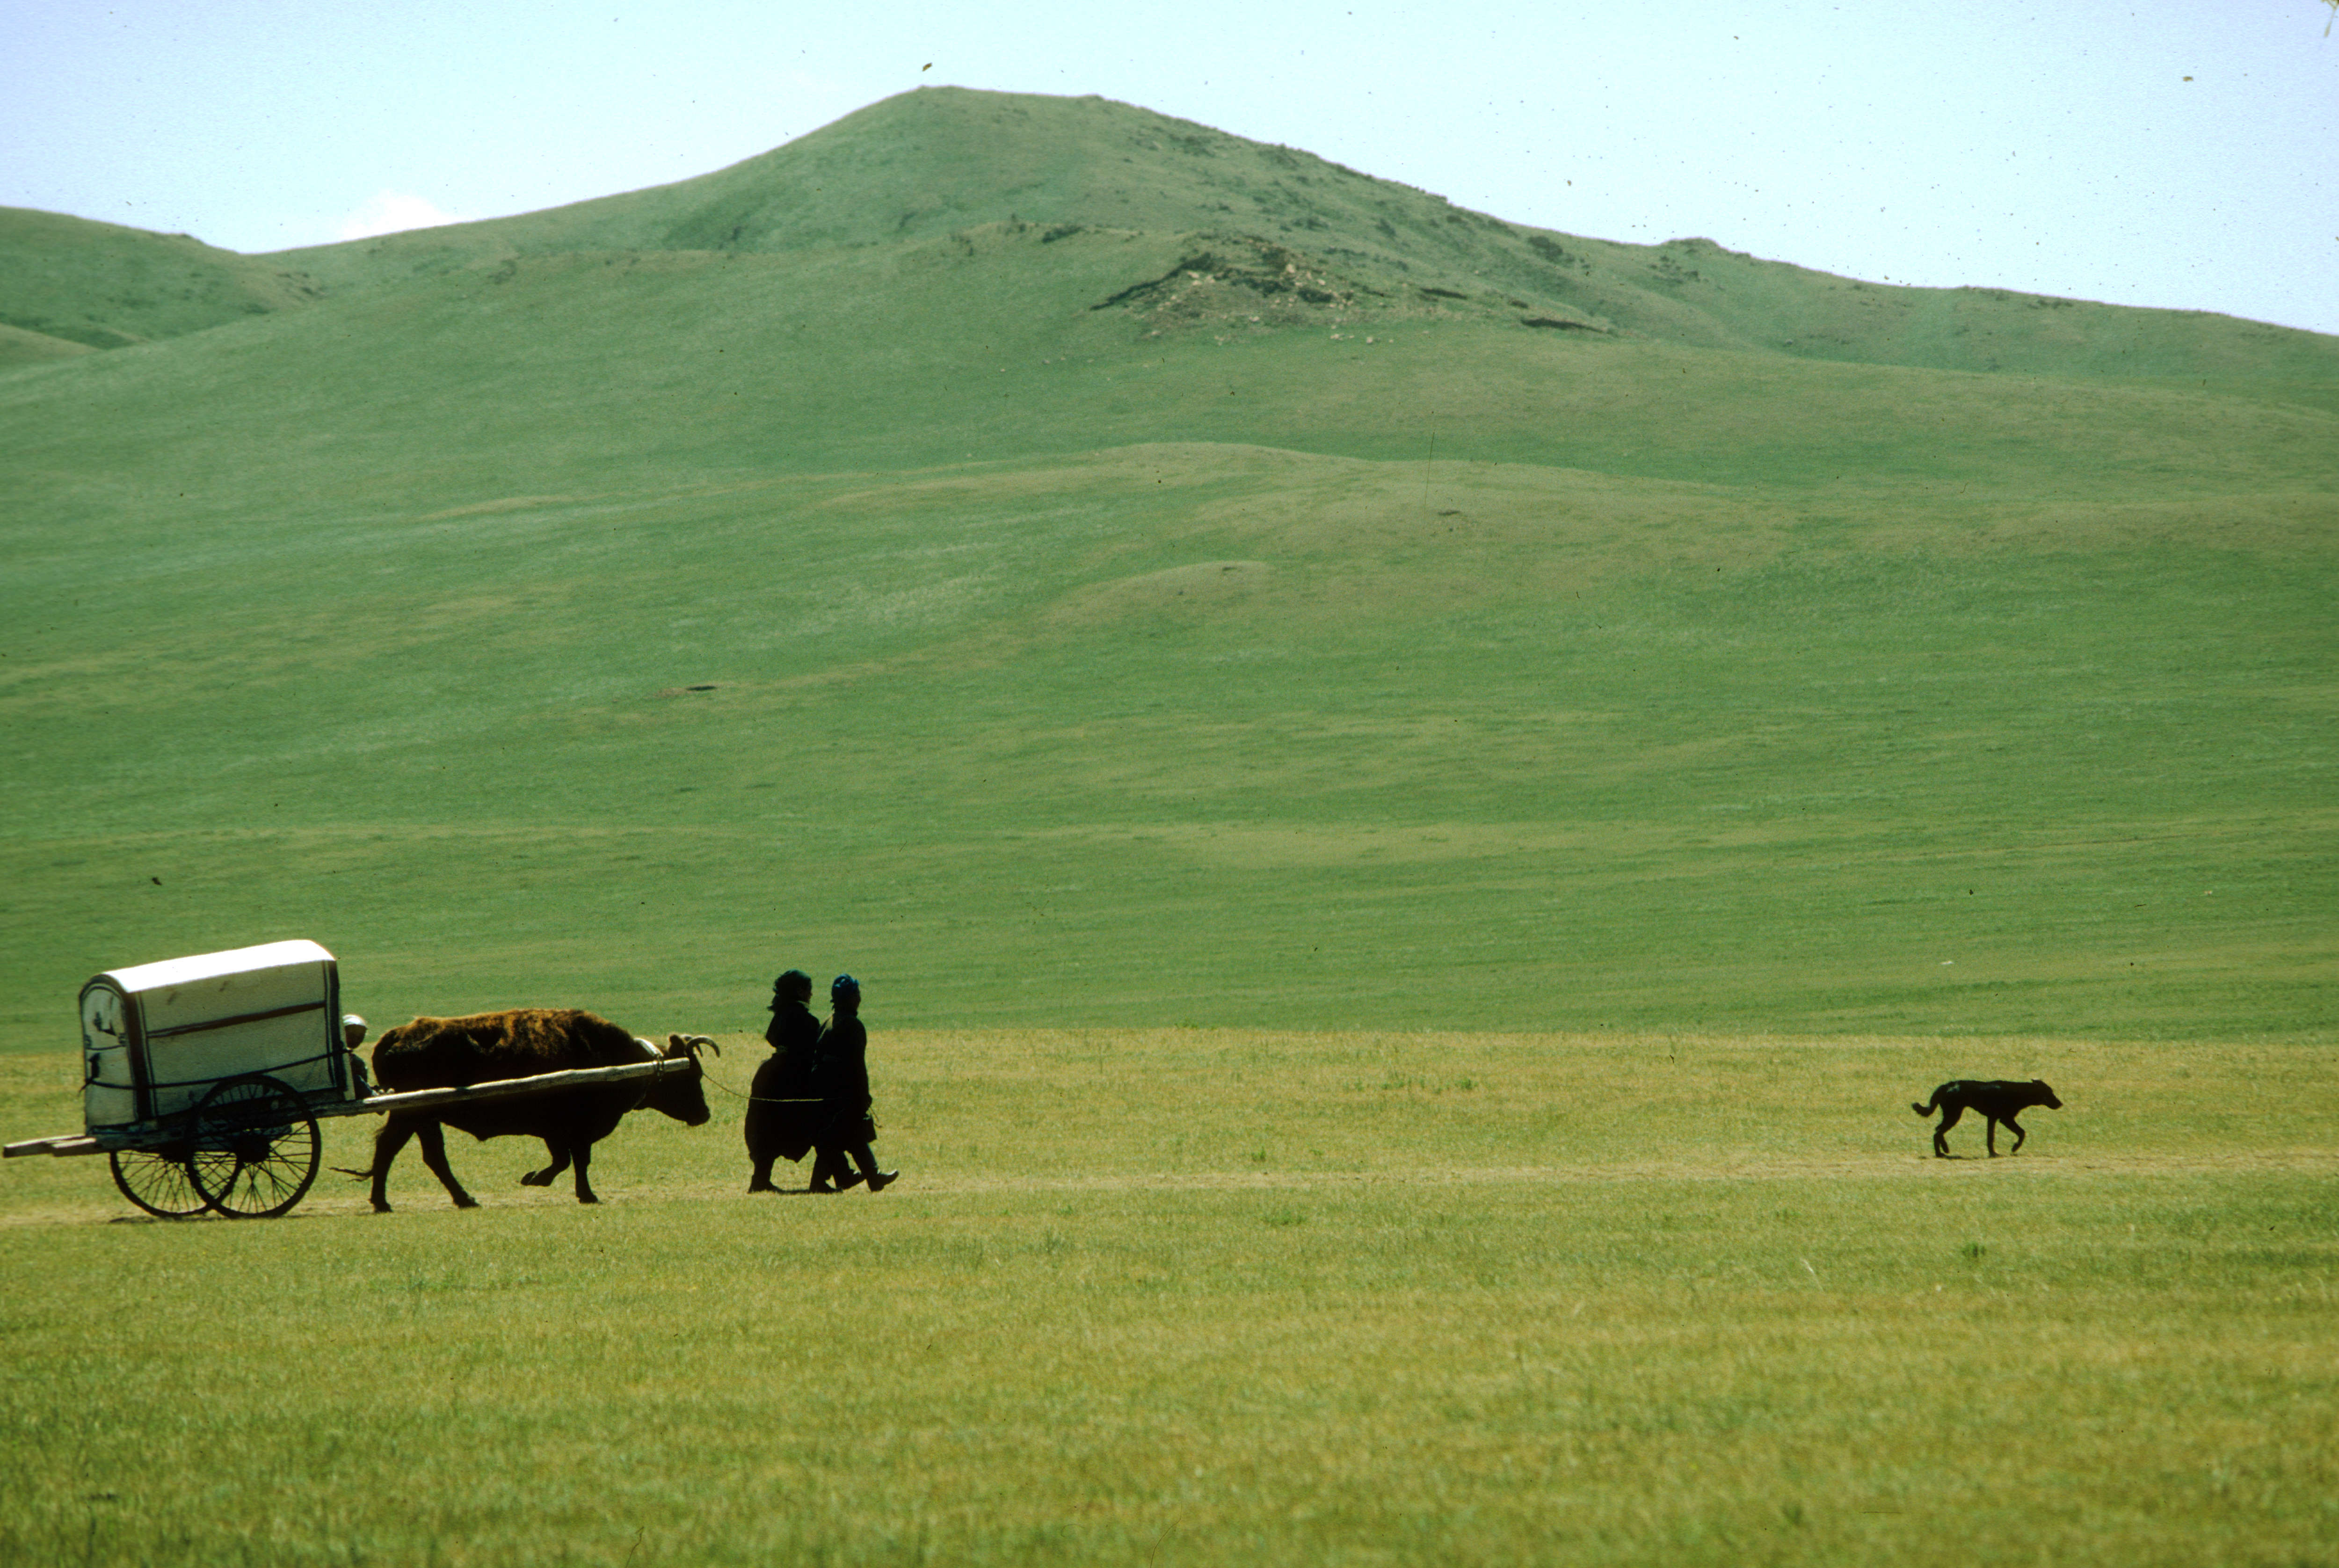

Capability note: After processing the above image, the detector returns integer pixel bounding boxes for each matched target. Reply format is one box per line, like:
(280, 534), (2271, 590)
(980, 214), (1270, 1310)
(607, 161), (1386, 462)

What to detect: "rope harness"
(704, 1052), (877, 1135)
(694, 1040), (862, 1115)
(702, 1069), (824, 1106)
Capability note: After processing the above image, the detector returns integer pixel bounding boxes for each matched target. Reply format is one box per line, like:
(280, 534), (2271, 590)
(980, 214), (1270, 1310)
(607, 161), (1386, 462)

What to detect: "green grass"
(3, 92), (2332, 1047)
(3, 81), (2332, 1568)
(2, 1030), (2334, 1565)
(264, 88), (2339, 396)
(0, 205), (324, 350)
(1, 433), (2329, 1041)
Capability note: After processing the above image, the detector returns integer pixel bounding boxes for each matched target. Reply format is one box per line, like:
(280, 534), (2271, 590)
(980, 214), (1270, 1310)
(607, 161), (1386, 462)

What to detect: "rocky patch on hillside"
(1090, 234), (1382, 334)
(1085, 231), (1618, 341)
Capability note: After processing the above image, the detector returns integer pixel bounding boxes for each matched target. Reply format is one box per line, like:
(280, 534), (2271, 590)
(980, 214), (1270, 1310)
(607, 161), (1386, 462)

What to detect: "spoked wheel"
(189, 1074), (320, 1218)
(109, 1143), (207, 1219)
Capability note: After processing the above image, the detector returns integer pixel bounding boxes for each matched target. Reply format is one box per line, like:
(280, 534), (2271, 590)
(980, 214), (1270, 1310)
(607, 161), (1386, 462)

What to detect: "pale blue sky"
(5, 0), (2334, 334)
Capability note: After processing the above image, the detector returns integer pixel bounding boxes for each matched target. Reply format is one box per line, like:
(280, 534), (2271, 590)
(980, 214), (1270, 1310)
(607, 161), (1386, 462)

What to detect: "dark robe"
(814, 1013), (876, 1147)
(745, 1001), (822, 1166)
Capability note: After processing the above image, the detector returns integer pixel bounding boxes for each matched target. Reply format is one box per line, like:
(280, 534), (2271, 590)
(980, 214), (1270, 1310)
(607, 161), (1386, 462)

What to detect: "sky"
(5, 0), (2335, 335)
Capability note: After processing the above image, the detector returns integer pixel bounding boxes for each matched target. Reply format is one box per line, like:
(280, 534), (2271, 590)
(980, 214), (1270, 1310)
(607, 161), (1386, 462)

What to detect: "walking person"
(813, 973), (895, 1192)
(745, 970), (822, 1193)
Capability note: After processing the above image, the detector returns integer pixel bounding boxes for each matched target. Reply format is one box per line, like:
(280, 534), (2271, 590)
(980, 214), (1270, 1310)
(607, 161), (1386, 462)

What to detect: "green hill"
(0, 88), (2331, 1045)
(0, 206), (324, 348)
(269, 88), (2339, 399)
(0, 320), (94, 367)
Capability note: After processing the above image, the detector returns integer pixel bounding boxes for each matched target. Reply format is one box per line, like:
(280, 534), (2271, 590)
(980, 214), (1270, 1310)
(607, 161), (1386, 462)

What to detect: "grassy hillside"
(0, 89), (2332, 1046)
(0, 320), (94, 367)
(270, 88), (2339, 399)
(0, 206), (324, 349)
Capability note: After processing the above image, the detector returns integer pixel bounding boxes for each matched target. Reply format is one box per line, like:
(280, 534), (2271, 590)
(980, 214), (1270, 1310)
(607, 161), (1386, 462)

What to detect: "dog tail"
(1911, 1092), (1937, 1116)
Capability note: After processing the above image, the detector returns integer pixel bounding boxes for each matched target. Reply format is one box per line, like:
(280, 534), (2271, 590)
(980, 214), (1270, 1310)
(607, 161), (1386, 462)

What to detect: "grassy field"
(1, 1028), (2332, 1566)
(0, 426), (2328, 1042)
(1, 87), (2332, 1563)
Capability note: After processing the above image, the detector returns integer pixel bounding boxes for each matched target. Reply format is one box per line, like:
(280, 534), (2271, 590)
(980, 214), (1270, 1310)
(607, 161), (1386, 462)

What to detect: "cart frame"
(7, 940), (703, 1219)
(6, 1052), (704, 1218)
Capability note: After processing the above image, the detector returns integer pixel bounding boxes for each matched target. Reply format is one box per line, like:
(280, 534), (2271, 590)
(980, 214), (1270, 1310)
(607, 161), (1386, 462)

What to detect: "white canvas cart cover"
(80, 940), (355, 1132)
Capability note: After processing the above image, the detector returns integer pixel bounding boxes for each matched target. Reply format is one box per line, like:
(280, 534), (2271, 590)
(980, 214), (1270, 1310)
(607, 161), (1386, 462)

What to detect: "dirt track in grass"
(11, 1148), (2334, 1231)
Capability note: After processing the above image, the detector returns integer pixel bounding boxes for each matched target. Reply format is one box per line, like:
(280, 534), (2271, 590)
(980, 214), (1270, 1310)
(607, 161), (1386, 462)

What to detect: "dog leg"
(1933, 1103), (1963, 1158)
(1985, 1117), (2000, 1156)
(2004, 1115), (2026, 1154)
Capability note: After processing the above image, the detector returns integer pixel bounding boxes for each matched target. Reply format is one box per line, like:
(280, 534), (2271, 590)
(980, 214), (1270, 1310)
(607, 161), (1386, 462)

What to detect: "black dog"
(1912, 1080), (2062, 1157)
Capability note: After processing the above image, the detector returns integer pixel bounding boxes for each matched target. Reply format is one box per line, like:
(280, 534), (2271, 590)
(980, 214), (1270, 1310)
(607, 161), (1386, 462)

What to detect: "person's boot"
(864, 1170), (899, 1192)
(835, 1169), (866, 1191)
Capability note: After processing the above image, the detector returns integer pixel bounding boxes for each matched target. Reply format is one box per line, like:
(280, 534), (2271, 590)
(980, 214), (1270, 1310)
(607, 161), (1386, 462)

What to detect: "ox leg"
(414, 1120), (479, 1208)
(570, 1141), (599, 1205)
(369, 1115), (420, 1212)
(522, 1140), (572, 1187)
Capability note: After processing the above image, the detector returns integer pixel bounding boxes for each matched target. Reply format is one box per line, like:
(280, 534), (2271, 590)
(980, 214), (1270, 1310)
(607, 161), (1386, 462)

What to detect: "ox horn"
(669, 1032), (720, 1059)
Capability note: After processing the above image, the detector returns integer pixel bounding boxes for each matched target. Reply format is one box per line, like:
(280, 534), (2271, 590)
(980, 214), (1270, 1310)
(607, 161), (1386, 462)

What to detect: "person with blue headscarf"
(811, 973), (895, 1192)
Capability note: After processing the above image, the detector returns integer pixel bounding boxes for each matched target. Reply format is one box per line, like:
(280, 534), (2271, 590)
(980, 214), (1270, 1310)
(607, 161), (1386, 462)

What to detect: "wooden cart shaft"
(4, 1055), (697, 1159)
(356, 1056), (696, 1114)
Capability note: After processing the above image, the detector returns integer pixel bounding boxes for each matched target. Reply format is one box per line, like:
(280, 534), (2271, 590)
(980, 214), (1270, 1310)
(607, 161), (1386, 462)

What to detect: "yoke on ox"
(364, 1009), (717, 1211)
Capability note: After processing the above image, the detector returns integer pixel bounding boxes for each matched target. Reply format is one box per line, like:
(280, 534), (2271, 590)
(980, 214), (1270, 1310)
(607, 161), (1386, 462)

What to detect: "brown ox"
(363, 1008), (717, 1211)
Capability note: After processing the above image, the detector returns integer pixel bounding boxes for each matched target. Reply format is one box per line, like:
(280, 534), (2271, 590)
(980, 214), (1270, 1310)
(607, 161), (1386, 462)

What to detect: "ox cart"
(2, 940), (699, 1219)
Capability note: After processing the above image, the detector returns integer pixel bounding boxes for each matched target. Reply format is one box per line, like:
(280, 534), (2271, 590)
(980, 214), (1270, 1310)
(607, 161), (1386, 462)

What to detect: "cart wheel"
(189, 1075), (320, 1218)
(109, 1145), (207, 1219)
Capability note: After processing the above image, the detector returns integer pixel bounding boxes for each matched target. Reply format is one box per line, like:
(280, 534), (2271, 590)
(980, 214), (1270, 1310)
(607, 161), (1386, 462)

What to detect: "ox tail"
(329, 1115), (395, 1180)
(331, 1140), (389, 1182)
